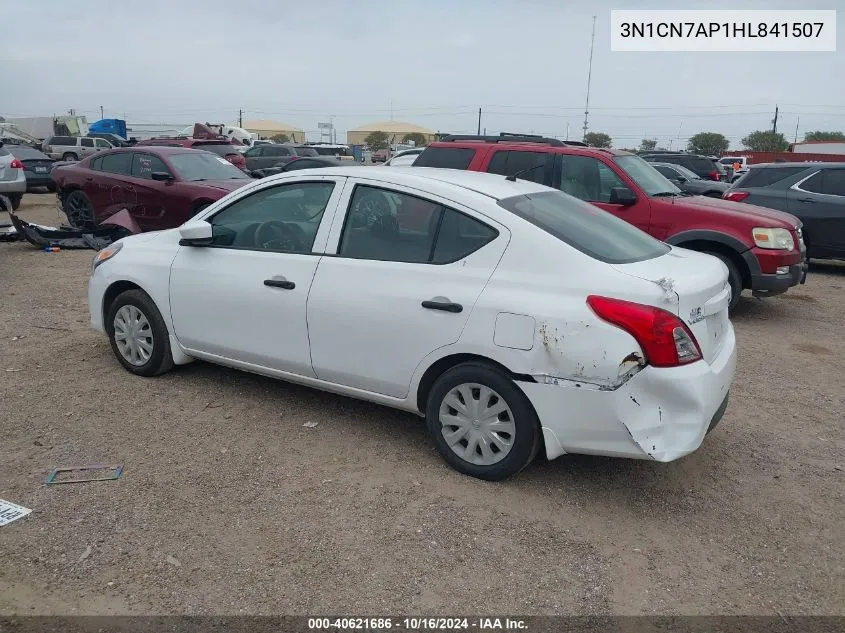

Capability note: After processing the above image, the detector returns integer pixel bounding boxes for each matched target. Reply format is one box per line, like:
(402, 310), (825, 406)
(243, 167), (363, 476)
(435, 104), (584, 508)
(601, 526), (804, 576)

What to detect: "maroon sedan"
(52, 146), (253, 230)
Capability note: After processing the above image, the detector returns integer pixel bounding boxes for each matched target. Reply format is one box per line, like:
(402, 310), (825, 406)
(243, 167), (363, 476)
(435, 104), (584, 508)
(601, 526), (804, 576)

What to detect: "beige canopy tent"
(346, 121), (436, 146)
(241, 119), (305, 143)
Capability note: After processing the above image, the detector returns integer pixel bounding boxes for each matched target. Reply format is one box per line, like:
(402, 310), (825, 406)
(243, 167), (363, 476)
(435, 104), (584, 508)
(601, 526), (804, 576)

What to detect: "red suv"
(136, 137), (247, 170)
(414, 134), (807, 310)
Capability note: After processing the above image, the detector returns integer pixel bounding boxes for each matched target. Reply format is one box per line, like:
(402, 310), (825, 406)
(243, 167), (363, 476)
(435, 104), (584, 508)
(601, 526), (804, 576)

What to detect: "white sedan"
(88, 167), (736, 480)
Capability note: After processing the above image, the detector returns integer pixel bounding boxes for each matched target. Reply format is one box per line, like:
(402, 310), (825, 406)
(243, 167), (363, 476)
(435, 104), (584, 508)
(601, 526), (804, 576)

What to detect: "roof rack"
(439, 133), (586, 147)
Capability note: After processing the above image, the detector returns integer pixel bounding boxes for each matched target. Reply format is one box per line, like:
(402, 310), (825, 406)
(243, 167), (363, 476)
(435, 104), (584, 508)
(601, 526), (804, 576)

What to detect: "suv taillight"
(587, 296), (702, 368)
(9, 159), (24, 169)
(724, 191), (749, 202)
(709, 170), (720, 181)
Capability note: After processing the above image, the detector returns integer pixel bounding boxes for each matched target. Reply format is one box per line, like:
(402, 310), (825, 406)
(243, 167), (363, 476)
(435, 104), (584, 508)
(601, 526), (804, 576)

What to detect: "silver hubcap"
(113, 305), (153, 366)
(439, 383), (516, 466)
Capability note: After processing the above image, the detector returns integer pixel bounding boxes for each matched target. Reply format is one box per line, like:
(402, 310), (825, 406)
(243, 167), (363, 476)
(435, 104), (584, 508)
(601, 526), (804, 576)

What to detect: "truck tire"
(705, 251), (742, 312)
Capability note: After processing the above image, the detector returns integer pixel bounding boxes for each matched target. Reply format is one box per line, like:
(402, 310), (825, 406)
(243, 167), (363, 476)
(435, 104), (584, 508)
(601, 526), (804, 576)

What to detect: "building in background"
(242, 119), (305, 143)
(346, 121), (436, 147)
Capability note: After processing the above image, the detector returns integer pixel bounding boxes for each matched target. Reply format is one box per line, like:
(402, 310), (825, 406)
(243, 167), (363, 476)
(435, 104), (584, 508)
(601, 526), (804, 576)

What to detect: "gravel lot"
(1, 194), (843, 616)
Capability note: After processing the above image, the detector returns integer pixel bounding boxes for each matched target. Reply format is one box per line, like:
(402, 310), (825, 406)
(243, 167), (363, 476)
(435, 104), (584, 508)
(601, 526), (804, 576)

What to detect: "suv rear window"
(739, 166), (808, 188)
(414, 147), (475, 170)
(497, 190), (670, 264)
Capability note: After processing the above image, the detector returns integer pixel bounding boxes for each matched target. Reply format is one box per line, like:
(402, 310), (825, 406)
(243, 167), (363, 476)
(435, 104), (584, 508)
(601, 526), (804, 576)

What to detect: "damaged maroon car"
(52, 146), (253, 231)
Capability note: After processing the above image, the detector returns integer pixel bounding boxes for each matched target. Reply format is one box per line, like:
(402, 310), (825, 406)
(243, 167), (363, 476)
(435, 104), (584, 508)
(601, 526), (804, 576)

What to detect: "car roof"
(268, 166), (550, 201)
(98, 146), (203, 156)
(429, 139), (632, 158)
(751, 161), (845, 169)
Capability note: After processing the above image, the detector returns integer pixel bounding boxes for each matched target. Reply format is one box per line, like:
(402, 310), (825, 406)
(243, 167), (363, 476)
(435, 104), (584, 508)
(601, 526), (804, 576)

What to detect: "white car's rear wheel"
(426, 363), (540, 480)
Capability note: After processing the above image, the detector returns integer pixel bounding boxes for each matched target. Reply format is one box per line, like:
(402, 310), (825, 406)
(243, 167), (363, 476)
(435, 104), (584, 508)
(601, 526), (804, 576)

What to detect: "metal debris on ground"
(46, 464), (124, 486)
(0, 499), (32, 526)
(78, 545), (92, 562)
(302, 421), (319, 428)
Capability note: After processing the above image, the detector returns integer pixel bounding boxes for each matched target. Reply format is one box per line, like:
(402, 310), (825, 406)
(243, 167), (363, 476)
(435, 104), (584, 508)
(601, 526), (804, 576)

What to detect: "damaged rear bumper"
(519, 325), (737, 462)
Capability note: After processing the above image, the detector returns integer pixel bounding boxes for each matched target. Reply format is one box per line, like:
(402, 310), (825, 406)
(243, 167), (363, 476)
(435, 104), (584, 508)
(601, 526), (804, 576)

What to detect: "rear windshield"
(414, 146), (475, 170)
(497, 190), (670, 264)
(294, 147), (318, 157)
(193, 143), (239, 156)
(738, 166), (809, 188)
(8, 146), (49, 160)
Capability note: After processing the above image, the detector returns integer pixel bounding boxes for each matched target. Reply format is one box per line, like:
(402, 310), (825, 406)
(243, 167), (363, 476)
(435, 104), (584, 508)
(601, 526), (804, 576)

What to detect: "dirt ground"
(1, 194), (843, 616)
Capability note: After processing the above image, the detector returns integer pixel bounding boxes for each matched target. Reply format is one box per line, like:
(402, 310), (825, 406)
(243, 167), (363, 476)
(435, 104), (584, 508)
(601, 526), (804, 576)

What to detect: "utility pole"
(566, 122), (570, 140)
(390, 100), (393, 121)
(772, 104), (779, 134)
(477, 107), (482, 135)
(794, 114), (800, 143)
(582, 15), (597, 141)
(99, 105), (104, 119)
(239, 109), (243, 128)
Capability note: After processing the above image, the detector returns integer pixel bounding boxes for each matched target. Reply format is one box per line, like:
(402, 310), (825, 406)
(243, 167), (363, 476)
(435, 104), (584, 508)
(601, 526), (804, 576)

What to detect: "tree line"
(582, 130), (845, 154)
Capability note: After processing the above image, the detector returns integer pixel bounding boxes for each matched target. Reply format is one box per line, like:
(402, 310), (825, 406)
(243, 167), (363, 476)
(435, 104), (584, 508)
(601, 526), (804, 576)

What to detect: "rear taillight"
(709, 170), (720, 181)
(724, 191), (749, 202)
(587, 296), (702, 368)
(9, 159), (24, 169)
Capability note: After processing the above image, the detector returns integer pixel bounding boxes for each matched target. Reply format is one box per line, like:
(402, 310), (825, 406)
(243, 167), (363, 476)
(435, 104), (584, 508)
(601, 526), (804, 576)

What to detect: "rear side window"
(740, 166), (808, 188)
(80, 138), (94, 147)
(486, 151), (549, 184)
(497, 190), (669, 264)
(339, 185), (497, 264)
(799, 169), (845, 196)
(414, 147), (475, 170)
(52, 136), (76, 146)
(99, 152), (133, 175)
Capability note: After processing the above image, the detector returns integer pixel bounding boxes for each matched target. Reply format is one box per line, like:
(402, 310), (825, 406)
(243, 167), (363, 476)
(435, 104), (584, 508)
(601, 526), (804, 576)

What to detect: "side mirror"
(609, 187), (637, 206)
(151, 171), (175, 182)
(178, 219), (213, 246)
(676, 177), (687, 183)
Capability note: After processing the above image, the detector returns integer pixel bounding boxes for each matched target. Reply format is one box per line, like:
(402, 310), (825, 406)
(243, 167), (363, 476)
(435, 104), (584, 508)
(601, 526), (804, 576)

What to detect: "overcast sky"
(2, 0), (842, 148)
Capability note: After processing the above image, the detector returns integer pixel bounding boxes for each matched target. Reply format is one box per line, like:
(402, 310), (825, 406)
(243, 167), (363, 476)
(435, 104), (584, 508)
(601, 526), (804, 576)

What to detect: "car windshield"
(615, 155), (681, 196)
(498, 190), (670, 264)
(665, 164), (700, 180)
(169, 152), (251, 181)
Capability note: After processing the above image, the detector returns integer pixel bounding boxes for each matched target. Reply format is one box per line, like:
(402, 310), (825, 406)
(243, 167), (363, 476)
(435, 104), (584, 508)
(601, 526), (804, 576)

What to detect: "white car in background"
(384, 147), (424, 166)
(88, 167), (736, 480)
(720, 156), (749, 182)
(0, 143), (27, 210)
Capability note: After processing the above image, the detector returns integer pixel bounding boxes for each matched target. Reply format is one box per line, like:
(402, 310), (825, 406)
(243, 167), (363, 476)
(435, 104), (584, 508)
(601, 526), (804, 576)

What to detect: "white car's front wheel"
(426, 363), (540, 481)
(106, 289), (174, 377)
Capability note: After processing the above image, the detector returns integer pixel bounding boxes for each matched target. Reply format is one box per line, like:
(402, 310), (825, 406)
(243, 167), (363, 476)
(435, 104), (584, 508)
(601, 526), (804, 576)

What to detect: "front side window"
(498, 190), (669, 264)
(559, 155), (635, 202)
(210, 182), (335, 253)
(820, 169), (845, 196)
(130, 154), (171, 179)
(95, 138), (111, 148)
(338, 185), (497, 264)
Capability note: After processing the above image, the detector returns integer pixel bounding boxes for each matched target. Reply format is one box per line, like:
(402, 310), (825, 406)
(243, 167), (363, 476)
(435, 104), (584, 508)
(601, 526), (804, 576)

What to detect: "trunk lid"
(612, 247), (731, 364)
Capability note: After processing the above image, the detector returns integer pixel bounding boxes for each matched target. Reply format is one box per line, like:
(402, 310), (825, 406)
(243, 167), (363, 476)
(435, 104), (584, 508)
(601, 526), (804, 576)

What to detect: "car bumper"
(519, 325), (737, 462)
(24, 173), (54, 188)
(88, 270), (107, 334)
(0, 171), (27, 194)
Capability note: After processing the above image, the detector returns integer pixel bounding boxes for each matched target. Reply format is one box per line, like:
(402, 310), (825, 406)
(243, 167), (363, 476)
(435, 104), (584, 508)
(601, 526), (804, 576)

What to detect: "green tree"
(687, 132), (729, 156)
(639, 138), (657, 151)
(742, 130), (789, 152)
(364, 131), (389, 151)
(270, 133), (289, 143)
(401, 132), (428, 147)
(584, 132), (612, 148)
(803, 130), (845, 142)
